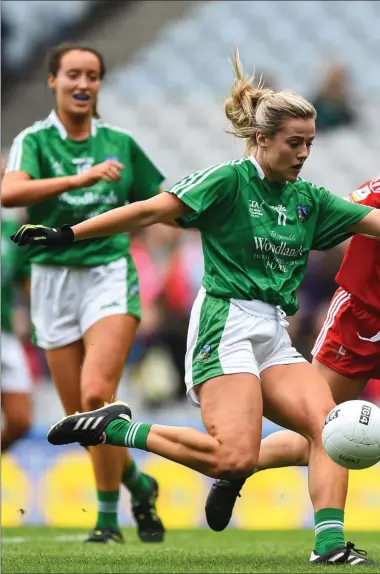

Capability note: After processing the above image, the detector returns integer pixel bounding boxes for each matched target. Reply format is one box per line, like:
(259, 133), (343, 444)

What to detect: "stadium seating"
(99, 0), (380, 192)
(2, 0), (95, 71)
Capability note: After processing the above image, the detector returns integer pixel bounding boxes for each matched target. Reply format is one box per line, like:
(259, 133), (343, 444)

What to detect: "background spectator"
(311, 65), (356, 133)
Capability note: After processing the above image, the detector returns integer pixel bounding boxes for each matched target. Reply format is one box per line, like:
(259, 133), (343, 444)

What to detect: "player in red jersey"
(205, 175), (380, 534)
(312, 175), (380, 386)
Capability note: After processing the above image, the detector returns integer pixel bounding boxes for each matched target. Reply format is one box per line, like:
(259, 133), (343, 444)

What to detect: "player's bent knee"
(301, 405), (334, 443)
(295, 437), (310, 465)
(213, 450), (257, 480)
(81, 390), (108, 412)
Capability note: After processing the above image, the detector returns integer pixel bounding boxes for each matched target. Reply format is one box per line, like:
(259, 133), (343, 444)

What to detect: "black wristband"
(60, 224), (75, 244)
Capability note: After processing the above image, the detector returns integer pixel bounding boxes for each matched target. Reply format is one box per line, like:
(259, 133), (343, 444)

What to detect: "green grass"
(2, 528), (379, 573)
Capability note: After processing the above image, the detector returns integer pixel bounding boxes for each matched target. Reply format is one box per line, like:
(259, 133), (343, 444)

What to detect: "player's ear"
(256, 131), (267, 149)
(48, 74), (57, 92)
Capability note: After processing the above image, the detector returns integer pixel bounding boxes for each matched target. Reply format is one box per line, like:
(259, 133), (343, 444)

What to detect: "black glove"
(10, 224), (75, 247)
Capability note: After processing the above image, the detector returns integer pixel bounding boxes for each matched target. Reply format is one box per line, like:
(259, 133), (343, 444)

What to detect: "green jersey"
(1, 217), (31, 332)
(167, 156), (372, 315)
(6, 110), (164, 267)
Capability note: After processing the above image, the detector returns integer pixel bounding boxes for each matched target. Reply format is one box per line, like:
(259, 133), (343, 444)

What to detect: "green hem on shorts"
(125, 255), (142, 321)
(190, 294), (230, 387)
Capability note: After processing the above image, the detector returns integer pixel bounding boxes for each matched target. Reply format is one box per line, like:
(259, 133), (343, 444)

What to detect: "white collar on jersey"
(48, 109), (97, 139)
(248, 155), (265, 179)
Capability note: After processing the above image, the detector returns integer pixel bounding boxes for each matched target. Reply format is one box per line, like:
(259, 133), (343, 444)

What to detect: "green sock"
(122, 460), (151, 504)
(104, 419), (152, 450)
(315, 508), (345, 554)
(96, 490), (119, 529)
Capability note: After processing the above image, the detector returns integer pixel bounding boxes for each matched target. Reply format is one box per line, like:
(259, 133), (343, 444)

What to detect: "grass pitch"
(2, 527), (379, 573)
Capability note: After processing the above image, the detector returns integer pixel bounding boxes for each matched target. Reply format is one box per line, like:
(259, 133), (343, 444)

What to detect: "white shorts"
(185, 286), (307, 406)
(1, 331), (33, 393)
(30, 256), (141, 350)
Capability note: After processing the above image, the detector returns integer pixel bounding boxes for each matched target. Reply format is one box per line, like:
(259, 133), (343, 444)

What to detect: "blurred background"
(2, 0), (380, 531)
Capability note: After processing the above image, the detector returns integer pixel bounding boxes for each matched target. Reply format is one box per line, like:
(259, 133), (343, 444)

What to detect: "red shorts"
(312, 287), (380, 380)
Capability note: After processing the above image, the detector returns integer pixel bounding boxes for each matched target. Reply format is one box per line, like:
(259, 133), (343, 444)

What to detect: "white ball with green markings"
(322, 400), (380, 470)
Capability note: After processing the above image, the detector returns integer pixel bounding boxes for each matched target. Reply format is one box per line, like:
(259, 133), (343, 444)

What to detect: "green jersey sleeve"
(166, 164), (238, 228)
(129, 136), (165, 202)
(312, 187), (373, 250)
(6, 130), (41, 179)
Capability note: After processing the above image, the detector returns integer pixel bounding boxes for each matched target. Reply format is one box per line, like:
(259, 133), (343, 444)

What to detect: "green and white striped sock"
(104, 419), (152, 450)
(315, 508), (345, 554)
(96, 490), (119, 529)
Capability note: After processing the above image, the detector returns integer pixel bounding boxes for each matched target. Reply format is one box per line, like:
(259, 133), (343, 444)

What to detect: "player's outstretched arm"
(72, 192), (189, 240)
(348, 208), (380, 237)
(10, 192), (191, 247)
(157, 187), (181, 228)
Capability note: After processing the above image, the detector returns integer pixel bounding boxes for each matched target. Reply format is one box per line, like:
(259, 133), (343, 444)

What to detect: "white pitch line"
(2, 534), (86, 543)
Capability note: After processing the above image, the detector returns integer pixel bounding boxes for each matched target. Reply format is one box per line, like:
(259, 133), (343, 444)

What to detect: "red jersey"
(335, 176), (380, 314)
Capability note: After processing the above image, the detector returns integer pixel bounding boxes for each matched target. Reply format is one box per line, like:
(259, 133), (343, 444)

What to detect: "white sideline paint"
(2, 534), (86, 543)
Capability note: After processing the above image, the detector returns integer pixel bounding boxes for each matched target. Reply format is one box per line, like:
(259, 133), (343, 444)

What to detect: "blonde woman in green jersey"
(12, 48), (380, 564)
(2, 43), (165, 544)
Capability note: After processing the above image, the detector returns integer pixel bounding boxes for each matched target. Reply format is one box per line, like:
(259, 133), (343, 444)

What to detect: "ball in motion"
(322, 400), (380, 470)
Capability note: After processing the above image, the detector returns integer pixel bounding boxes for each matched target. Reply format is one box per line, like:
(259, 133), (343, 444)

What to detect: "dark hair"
(47, 43), (106, 118)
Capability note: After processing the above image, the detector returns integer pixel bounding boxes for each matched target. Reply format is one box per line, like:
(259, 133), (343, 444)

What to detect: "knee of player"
(301, 406), (335, 443)
(294, 439), (310, 465)
(213, 449), (257, 480)
(81, 388), (109, 412)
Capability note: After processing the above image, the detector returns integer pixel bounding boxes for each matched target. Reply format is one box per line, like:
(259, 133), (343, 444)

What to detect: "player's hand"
(74, 160), (125, 187)
(10, 224), (74, 247)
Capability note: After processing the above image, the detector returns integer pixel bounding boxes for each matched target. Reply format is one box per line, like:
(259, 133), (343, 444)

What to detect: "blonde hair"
(224, 47), (316, 152)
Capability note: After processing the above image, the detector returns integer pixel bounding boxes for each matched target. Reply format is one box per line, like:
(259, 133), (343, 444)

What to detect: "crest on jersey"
(296, 205), (309, 221)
